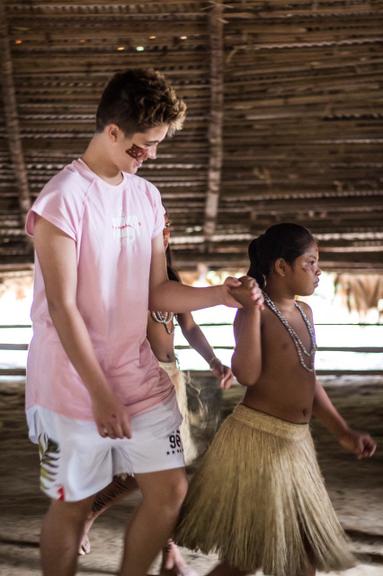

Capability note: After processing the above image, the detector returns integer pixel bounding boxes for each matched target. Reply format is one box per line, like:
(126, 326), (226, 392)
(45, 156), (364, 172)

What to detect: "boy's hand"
(219, 276), (244, 307)
(91, 388), (132, 439)
(337, 429), (377, 459)
(229, 276), (264, 310)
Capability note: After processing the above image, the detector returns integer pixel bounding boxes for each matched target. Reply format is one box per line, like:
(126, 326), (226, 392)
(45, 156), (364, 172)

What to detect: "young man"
(25, 68), (263, 576)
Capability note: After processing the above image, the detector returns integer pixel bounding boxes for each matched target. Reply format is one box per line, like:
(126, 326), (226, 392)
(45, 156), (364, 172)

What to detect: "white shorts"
(27, 393), (184, 502)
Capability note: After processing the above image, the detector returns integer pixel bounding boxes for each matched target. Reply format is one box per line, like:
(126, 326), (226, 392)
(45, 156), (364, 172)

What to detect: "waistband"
(231, 404), (309, 441)
(159, 360), (179, 377)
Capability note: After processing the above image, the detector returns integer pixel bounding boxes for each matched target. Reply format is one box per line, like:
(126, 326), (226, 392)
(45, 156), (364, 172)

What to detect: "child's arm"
(312, 379), (376, 459)
(231, 277), (263, 387)
(300, 301), (376, 459)
(149, 234), (259, 312)
(177, 311), (233, 389)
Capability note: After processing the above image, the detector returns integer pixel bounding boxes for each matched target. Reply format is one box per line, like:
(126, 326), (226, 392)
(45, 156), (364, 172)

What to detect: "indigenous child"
(79, 214), (233, 567)
(25, 68), (262, 576)
(149, 213), (233, 464)
(176, 223), (377, 576)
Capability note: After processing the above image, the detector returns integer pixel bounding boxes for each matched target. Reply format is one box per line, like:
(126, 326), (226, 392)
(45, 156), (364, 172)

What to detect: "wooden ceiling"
(1, 0), (383, 273)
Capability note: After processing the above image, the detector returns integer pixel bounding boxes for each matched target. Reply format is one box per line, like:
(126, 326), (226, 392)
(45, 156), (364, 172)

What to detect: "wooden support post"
(203, 0), (224, 241)
(0, 1), (31, 224)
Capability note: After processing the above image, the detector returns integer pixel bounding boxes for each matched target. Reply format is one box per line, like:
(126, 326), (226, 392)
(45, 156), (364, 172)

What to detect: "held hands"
(219, 276), (245, 308)
(337, 428), (377, 459)
(91, 387), (132, 439)
(209, 357), (233, 389)
(229, 276), (264, 310)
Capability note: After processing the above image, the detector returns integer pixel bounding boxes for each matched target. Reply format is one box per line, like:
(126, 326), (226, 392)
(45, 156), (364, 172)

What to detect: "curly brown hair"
(96, 68), (186, 136)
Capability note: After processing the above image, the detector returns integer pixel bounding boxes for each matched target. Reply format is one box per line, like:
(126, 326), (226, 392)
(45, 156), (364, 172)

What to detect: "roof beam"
(203, 0), (224, 241)
(0, 2), (31, 223)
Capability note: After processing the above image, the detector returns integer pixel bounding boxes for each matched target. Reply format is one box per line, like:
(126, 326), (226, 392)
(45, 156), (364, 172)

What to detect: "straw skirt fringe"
(159, 361), (197, 465)
(176, 404), (355, 576)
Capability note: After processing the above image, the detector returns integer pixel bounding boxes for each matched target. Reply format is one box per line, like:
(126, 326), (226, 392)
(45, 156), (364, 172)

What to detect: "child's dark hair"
(96, 68), (187, 136)
(166, 245), (180, 283)
(248, 223), (315, 288)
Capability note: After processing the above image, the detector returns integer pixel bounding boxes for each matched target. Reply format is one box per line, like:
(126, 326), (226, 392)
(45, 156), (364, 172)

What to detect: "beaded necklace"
(150, 311), (175, 335)
(263, 292), (317, 373)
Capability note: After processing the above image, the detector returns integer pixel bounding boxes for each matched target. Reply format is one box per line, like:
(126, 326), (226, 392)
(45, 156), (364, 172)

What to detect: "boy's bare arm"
(149, 234), (244, 312)
(34, 216), (131, 439)
(313, 379), (376, 458)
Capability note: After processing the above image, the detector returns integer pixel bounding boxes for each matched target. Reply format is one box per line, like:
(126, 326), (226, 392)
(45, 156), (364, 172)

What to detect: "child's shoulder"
(296, 299), (313, 319)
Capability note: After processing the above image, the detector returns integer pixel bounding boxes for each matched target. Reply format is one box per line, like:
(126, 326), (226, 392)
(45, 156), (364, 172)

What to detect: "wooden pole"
(204, 0), (224, 240)
(0, 1), (31, 224)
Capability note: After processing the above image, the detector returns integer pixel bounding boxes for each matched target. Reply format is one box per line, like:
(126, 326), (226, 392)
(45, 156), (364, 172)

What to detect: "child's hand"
(209, 358), (233, 389)
(337, 429), (377, 459)
(220, 276), (244, 308)
(229, 276), (264, 310)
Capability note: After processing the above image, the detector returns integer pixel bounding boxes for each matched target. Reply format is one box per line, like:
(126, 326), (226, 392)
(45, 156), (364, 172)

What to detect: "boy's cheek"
(126, 144), (145, 160)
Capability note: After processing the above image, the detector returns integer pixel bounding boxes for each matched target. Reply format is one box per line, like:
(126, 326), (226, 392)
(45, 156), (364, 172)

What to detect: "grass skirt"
(159, 361), (197, 465)
(176, 404), (355, 576)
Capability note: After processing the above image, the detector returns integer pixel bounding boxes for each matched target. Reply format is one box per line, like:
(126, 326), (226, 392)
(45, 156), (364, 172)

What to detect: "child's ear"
(274, 258), (287, 277)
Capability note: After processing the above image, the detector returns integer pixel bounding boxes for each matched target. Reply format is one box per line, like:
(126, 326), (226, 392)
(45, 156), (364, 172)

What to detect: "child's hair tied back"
(247, 223), (315, 289)
(247, 235), (266, 288)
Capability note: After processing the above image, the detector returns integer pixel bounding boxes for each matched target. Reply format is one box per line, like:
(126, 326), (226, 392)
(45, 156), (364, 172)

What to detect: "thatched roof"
(1, 0), (383, 273)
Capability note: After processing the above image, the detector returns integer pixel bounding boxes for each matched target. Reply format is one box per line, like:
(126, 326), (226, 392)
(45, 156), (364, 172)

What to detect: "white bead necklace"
(263, 292), (317, 373)
(151, 311), (175, 335)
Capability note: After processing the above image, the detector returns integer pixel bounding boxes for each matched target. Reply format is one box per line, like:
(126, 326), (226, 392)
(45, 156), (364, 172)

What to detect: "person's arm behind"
(34, 217), (131, 439)
(177, 311), (233, 389)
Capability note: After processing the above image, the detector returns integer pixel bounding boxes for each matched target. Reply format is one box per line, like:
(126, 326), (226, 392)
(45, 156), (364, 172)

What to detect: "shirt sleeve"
(148, 183), (165, 239)
(25, 174), (84, 241)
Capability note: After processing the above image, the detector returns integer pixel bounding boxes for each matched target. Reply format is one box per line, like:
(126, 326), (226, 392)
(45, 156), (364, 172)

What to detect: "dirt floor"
(0, 374), (382, 576)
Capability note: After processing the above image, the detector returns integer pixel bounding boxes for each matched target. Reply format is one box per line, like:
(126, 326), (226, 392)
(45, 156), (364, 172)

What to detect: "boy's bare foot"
(160, 541), (198, 576)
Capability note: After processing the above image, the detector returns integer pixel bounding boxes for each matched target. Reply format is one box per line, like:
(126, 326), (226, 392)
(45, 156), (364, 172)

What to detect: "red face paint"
(126, 143), (146, 160)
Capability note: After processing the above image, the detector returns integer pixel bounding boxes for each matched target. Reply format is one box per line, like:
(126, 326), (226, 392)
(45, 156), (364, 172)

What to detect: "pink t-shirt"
(25, 158), (173, 420)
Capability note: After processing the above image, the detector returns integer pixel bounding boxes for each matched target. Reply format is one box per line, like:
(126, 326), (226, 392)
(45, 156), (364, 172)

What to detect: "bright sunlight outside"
(0, 271), (382, 378)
